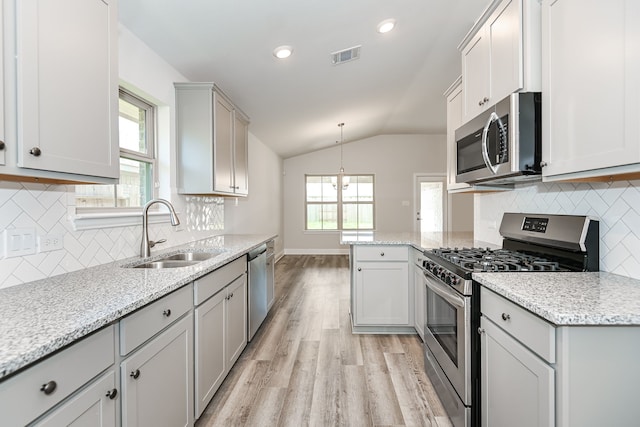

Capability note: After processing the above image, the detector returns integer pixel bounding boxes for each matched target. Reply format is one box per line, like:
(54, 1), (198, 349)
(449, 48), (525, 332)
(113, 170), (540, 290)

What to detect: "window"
(75, 89), (156, 210)
(305, 174), (374, 230)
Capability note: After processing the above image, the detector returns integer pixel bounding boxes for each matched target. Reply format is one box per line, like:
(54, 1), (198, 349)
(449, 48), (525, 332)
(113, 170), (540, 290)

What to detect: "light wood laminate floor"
(196, 255), (452, 427)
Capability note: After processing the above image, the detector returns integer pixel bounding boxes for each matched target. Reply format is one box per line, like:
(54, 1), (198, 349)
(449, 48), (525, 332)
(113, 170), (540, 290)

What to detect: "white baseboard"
(284, 248), (350, 255)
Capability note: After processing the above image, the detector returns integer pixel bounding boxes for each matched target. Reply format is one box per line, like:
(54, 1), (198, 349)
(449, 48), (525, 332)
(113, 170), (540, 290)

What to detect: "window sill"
(71, 211), (175, 231)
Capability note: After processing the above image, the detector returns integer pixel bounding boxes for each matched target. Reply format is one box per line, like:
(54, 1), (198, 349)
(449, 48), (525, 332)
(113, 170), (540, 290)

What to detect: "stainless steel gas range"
(420, 213), (599, 427)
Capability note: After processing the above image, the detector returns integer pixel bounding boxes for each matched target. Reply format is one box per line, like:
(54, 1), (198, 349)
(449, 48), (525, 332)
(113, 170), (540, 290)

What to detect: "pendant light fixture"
(337, 122), (349, 190)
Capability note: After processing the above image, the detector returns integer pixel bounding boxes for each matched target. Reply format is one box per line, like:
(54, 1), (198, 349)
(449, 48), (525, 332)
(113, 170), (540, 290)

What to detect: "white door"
(414, 175), (447, 233)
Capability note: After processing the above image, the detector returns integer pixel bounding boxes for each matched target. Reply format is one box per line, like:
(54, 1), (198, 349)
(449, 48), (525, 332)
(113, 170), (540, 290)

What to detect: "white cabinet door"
(445, 78), (471, 191)
(542, 0), (640, 179)
(0, 0), (5, 167)
(488, 0), (523, 104)
(461, 29), (490, 122)
(213, 92), (234, 194)
(225, 275), (247, 367)
(233, 113), (249, 196)
(194, 290), (226, 418)
(16, 0), (118, 179)
(413, 263), (425, 340)
(355, 261), (409, 325)
(481, 317), (554, 427)
(35, 371), (117, 427)
(121, 314), (193, 427)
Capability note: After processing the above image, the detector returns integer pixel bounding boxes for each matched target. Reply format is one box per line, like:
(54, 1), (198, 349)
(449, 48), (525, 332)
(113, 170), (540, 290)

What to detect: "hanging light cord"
(338, 122), (345, 174)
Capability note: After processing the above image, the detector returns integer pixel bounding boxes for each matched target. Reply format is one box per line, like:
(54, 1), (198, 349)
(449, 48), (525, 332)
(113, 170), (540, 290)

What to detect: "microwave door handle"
(481, 112), (500, 175)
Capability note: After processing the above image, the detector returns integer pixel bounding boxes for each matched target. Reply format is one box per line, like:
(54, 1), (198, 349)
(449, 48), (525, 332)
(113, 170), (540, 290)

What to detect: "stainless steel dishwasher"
(248, 244), (267, 340)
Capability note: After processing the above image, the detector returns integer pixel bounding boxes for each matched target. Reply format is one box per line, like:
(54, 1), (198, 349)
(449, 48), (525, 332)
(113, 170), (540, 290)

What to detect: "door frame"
(413, 173), (448, 233)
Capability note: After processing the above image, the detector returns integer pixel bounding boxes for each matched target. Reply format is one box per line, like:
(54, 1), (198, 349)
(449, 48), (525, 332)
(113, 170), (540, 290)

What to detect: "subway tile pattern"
(475, 180), (640, 280)
(0, 182), (224, 289)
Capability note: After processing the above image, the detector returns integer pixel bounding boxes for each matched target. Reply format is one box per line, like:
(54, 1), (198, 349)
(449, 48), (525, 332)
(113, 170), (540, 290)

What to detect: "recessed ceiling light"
(273, 45), (293, 59)
(377, 19), (396, 34)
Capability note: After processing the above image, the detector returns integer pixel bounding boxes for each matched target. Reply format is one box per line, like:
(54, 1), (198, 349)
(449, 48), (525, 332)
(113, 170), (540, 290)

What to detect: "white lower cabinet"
(351, 245), (411, 332)
(0, 325), (115, 426)
(194, 273), (247, 418)
(412, 250), (426, 340)
(121, 313), (194, 427)
(481, 316), (554, 427)
(35, 370), (117, 427)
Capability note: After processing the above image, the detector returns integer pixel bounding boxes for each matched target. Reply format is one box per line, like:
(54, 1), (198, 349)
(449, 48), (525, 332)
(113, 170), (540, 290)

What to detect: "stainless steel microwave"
(455, 92), (542, 185)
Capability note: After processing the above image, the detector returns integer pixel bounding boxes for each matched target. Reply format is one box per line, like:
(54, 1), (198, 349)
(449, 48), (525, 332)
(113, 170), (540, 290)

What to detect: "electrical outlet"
(38, 234), (64, 252)
(3, 228), (37, 258)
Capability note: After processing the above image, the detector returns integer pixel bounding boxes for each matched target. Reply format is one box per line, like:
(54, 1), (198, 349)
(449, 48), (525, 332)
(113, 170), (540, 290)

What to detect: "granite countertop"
(0, 233), (276, 381)
(474, 272), (640, 326)
(340, 231), (499, 251)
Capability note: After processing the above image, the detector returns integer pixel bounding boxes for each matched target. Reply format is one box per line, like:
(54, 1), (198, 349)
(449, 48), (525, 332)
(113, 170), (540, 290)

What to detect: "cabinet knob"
(0, 140), (5, 150)
(501, 312), (511, 321)
(162, 309), (171, 317)
(40, 380), (57, 395)
(230, 292), (234, 298)
(539, 161), (548, 168)
(357, 267), (362, 271)
(380, 252), (385, 257)
(478, 100), (483, 106)
(477, 327), (485, 335)
(106, 388), (118, 400)
(130, 369), (141, 379)
(29, 147), (42, 157)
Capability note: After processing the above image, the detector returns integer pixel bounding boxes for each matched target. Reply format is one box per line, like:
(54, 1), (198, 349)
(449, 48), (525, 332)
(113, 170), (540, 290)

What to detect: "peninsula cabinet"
(0, 326), (116, 427)
(1, 0), (119, 184)
(175, 83), (250, 196)
(351, 245), (412, 333)
(480, 287), (640, 427)
(459, 0), (541, 124)
(193, 257), (247, 418)
(541, 0), (640, 182)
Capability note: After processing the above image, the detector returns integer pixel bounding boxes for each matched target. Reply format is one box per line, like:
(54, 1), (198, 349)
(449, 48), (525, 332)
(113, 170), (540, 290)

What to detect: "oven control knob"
(432, 266), (439, 276)
(440, 271), (447, 281)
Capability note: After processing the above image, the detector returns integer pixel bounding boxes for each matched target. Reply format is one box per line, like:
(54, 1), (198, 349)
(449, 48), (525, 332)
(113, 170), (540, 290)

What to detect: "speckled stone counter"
(474, 271), (640, 326)
(0, 234), (275, 381)
(340, 231), (498, 251)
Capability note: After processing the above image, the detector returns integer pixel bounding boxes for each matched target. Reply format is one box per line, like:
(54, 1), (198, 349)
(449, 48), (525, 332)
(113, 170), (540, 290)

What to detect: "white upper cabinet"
(0, 0), (5, 167)
(460, 0), (541, 123)
(175, 82), (250, 196)
(541, 0), (640, 181)
(445, 78), (468, 191)
(8, 0), (119, 182)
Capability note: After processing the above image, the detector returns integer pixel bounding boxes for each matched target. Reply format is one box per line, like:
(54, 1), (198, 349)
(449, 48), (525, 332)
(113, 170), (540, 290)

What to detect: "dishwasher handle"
(248, 244), (267, 261)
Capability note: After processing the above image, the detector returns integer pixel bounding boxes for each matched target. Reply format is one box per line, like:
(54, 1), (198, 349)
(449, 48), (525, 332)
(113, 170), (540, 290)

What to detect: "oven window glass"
(426, 286), (458, 367)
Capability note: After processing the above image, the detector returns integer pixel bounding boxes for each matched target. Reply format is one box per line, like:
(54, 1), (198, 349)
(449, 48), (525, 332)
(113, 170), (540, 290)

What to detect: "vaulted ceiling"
(119, 0), (490, 158)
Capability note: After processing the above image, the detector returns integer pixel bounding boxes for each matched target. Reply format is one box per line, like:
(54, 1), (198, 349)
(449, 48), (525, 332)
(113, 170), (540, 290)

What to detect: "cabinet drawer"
(356, 245), (408, 262)
(0, 325), (115, 427)
(481, 287), (555, 363)
(120, 284), (193, 355)
(194, 256), (247, 305)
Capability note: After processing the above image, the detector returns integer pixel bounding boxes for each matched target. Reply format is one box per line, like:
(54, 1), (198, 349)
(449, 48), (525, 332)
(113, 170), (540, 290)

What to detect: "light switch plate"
(3, 228), (37, 258)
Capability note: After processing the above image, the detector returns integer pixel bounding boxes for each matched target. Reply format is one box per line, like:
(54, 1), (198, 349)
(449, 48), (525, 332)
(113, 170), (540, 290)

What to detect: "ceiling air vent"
(331, 45), (361, 65)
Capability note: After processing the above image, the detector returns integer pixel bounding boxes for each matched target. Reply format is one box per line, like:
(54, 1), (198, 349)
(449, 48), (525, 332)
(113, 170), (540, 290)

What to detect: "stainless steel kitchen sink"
(127, 250), (224, 269)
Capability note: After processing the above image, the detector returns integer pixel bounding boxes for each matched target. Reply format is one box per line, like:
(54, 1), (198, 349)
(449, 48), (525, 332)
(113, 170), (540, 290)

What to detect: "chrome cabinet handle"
(357, 267), (362, 271)
(106, 388), (118, 400)
(501, 313), (511, 321)
(29, 147), (42, 157)
(40, 381), (57, 395)
(477, 327), (485, 335)
(540, 161), (548, 168)
(380, 252), (385, 257)
(163, 309), (171, 317)
(130, 369), (140, 379)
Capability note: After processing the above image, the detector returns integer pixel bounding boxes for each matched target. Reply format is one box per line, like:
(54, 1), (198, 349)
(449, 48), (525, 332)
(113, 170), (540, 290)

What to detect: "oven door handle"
(424, 273), (466, 309)
(481, 111), (500, 175)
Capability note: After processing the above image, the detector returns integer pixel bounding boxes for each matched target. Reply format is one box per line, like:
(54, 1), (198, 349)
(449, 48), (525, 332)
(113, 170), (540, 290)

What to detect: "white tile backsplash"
(0, 181), (225, 289)
(475, 179), (640, 279)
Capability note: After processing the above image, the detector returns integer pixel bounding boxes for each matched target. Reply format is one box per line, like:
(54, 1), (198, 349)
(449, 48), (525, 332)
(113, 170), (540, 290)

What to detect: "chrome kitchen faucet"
(140, 199), (180, 258)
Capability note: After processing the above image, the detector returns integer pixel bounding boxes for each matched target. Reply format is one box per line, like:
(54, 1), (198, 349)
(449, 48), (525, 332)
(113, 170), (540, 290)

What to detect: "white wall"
(283, 134), (446, 253)
(0, 25), (283, 289)
(474, 180), (640, 279)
